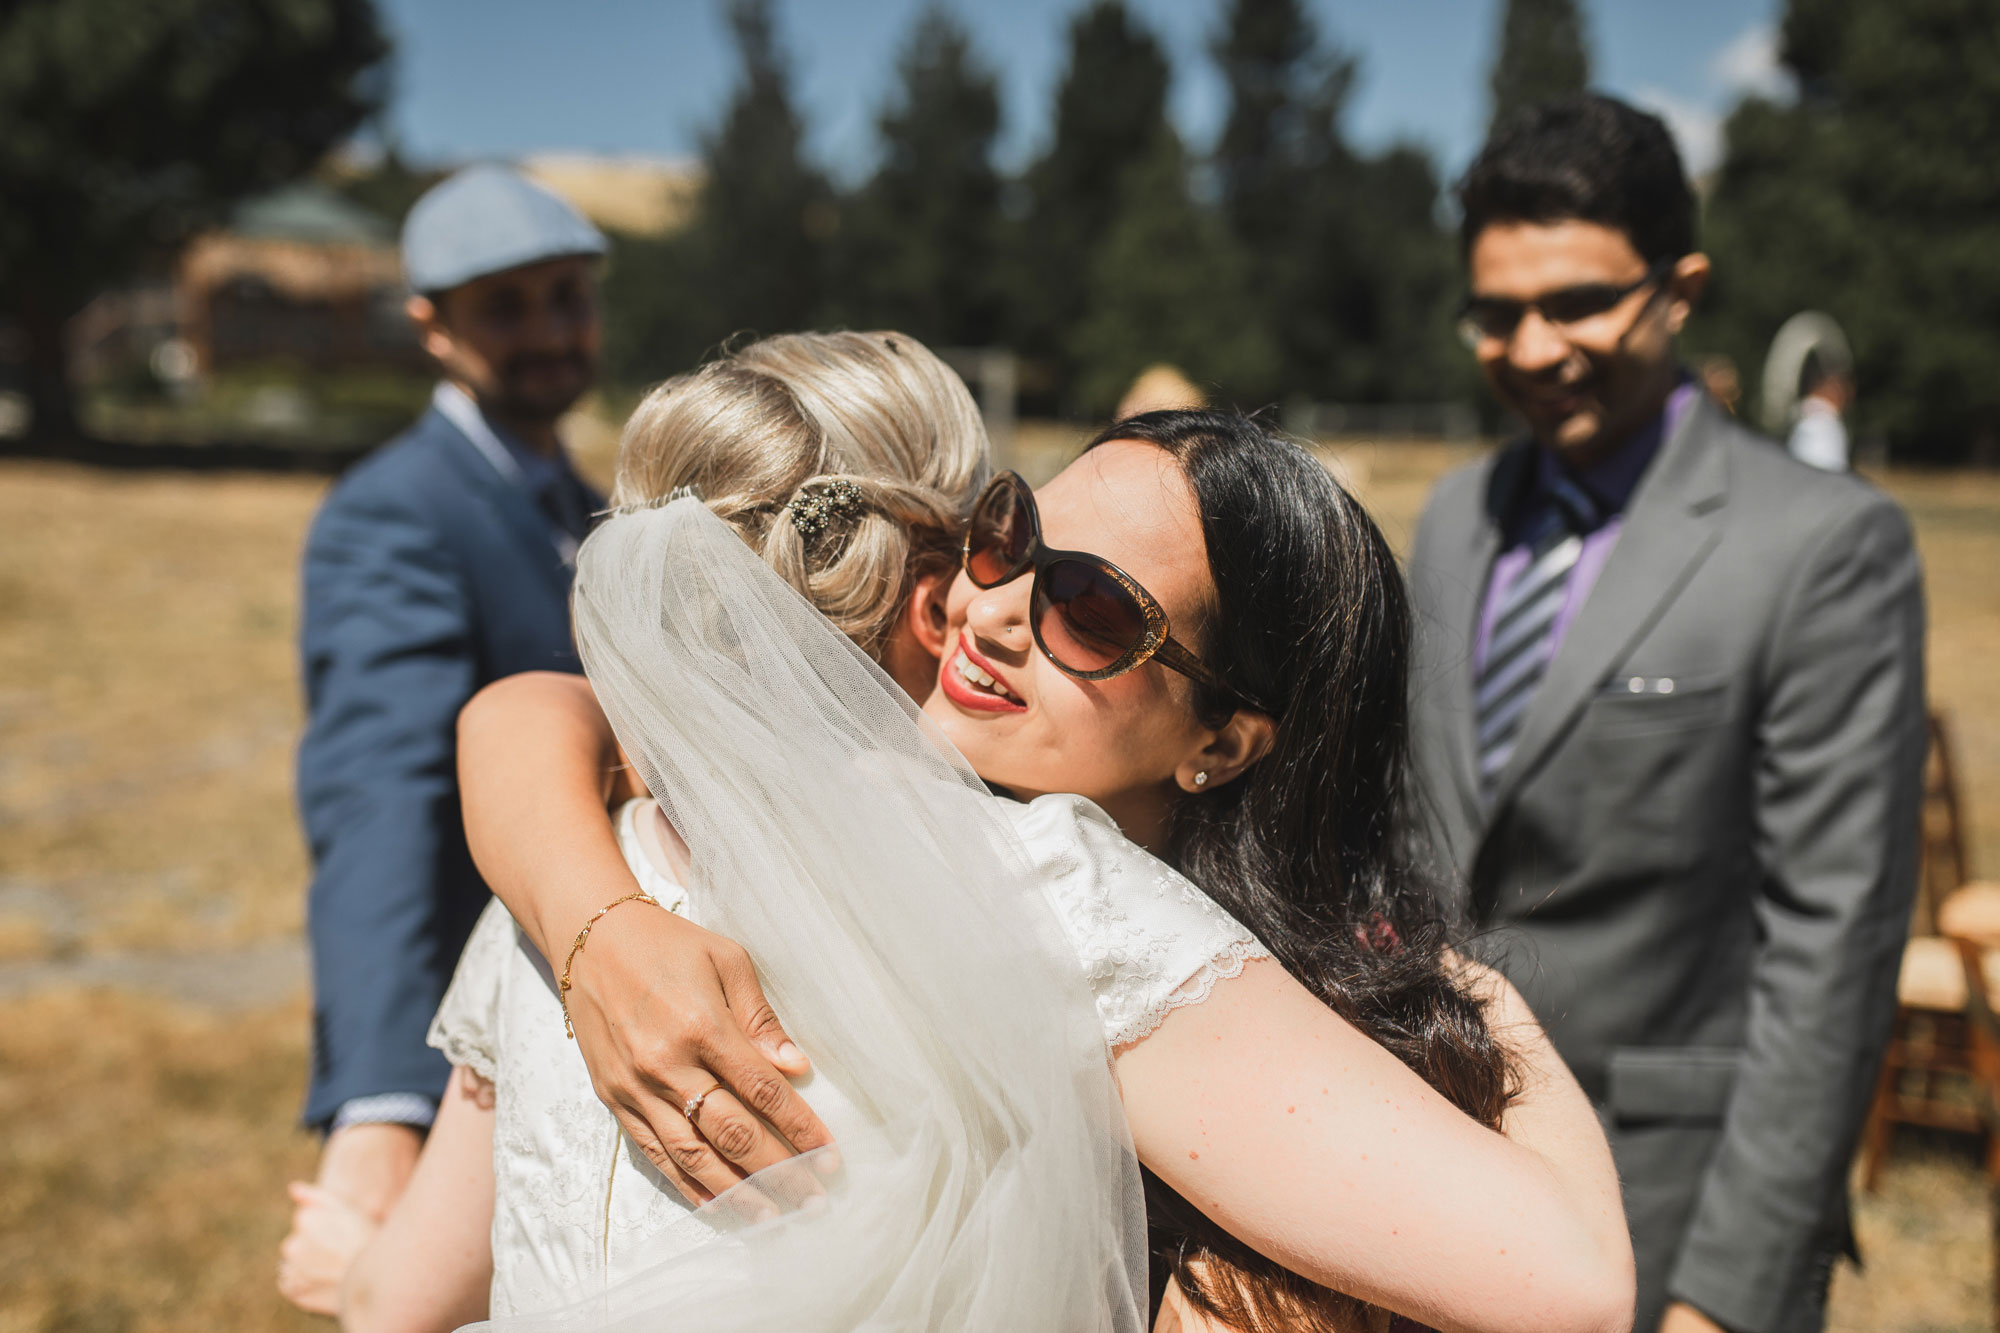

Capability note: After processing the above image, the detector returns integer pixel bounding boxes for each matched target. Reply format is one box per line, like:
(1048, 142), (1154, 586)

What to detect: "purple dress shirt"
(1473, 380), (1699, 674)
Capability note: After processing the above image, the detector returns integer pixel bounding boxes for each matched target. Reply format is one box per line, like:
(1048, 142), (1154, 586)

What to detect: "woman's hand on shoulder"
(565, 902), (836, 1206)
(456, 669), (837, 1207)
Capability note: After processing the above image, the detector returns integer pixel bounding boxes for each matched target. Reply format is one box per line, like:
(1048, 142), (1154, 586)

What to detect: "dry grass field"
(1, 424), (1995, 1330)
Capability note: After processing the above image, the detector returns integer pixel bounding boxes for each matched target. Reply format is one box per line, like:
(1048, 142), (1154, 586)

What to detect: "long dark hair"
(1087, 410), (1513, 1331)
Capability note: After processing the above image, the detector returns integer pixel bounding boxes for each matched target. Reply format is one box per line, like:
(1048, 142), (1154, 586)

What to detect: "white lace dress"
(430, 791), (1268, 1319)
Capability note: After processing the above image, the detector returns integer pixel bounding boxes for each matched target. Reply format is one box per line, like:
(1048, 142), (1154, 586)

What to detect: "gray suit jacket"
(1406, 395), (1925, 1333)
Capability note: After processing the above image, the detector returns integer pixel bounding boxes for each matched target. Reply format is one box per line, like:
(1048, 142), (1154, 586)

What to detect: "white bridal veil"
(470, 497), (1147, 1331)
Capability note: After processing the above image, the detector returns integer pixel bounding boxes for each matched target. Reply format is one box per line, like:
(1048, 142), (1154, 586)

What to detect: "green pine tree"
(693, 0), (833, 349)
(1211, 0), (1355, 262)
(1210, 0), (1467, 404)
(830, 5), (1004, 349)
(1010, 1), (1172, 408)
(1212, 0), (1354, 398)
(1329, 146), (1475, 404)
(0, 0), (389, 441)
(604, 0), (832, 384)
(1068, 129), (1275, 415)
(1488, 0), (1591, 130)
(1696, 0), (2000, 460)
(600, 229), (707, 388)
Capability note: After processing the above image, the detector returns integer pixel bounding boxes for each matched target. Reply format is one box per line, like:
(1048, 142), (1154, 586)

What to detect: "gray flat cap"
(401, 164), (607, 294)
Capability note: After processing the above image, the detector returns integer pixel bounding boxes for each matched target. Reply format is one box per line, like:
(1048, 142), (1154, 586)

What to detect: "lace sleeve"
(426, 895), (518, 1084)
(1010, 794), (1272, 1050)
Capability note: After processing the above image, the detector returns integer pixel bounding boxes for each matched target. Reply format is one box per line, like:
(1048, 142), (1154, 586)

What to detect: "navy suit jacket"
(297, 405), (595, 1128)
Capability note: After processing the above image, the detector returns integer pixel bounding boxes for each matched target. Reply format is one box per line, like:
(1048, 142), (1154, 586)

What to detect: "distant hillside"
(522, 154), (702, 237)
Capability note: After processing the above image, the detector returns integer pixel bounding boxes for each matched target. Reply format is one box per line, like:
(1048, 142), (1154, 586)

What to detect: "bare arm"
(459, 674), (1627, 1324)
(339, 1066), (496, 1333)
(456, 672), (641, 958)
(1117, 957), (1633, 1333)
(456, 671), (833, 1203)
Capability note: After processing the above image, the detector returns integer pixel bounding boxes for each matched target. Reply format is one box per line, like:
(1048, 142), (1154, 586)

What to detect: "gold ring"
(683, 1084), (721, 1126)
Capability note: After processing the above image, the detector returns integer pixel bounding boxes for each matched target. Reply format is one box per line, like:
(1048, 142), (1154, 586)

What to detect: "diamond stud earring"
(1194, 771), (1208, 788)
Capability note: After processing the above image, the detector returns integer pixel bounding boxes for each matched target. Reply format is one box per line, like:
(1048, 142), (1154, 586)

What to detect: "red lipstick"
(938, 635), (1027, 714)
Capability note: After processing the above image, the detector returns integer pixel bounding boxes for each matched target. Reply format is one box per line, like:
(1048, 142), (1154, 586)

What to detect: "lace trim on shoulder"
(426, 896), (517, 1084)
(1105, 937), (1271, 1051)
(428, 1018), (501, 1085)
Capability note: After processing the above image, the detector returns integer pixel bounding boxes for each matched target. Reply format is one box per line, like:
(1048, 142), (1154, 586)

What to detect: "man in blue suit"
(279, 166), (607, 1306)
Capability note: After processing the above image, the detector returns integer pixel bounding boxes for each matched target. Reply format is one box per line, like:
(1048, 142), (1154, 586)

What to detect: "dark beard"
(491, 351), (595, 424)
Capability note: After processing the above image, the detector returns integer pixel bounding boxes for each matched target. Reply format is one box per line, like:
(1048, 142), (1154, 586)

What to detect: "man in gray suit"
(1406, 96), (1925, 1333)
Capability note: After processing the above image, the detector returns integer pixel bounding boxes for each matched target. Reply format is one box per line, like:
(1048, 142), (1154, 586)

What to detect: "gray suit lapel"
(1482, 396), (1731, 816)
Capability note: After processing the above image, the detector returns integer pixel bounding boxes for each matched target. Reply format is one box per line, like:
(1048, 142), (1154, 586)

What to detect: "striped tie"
(1474, 477), (1601, 798)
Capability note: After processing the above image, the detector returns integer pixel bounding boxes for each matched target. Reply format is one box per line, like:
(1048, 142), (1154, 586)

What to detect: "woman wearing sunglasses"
(929, 423), (1632, 1331)
(322, 333), (1631, 1333)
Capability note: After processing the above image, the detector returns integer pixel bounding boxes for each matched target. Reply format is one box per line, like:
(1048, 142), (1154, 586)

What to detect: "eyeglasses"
(961, 471), (1270, 714)
(1457, 258), (1675, 348)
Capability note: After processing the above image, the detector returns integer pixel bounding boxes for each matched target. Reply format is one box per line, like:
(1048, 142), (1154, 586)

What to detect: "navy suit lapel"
(1480, 396), (1731, 822)
(423, 408), (576, 606)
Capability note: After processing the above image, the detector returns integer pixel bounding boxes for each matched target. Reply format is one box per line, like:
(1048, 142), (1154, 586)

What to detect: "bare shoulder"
(1440, 949), (1550, 1060)
(1442, 949), (1520, 1011)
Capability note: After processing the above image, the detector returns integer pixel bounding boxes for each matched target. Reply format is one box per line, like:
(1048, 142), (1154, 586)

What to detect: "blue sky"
(370, 0), (1790, 182)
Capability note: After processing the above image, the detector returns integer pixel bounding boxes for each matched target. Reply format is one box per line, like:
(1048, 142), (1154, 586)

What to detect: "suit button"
(1656, 678), (1675, 694)
(1627, 677), (1645, 693)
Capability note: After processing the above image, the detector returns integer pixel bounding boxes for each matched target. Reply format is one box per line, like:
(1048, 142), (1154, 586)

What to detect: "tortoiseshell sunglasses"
(961, 471), (1270, 714)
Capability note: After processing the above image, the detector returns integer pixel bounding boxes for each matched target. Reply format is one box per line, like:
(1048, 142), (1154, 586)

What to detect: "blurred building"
(175, 182), (419, 375)
(60, 154), (698, 398)
(67, 181), (421, 388)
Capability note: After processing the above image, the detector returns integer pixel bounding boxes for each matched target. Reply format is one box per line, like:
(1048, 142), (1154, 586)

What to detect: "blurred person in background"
(1695, 355), (1741, 418)
(1113, 362), (1207, 418)
(277, 165), (607, 1314)
(1786, 355), (1853, 472)
(1406, 95), (1925, 1333)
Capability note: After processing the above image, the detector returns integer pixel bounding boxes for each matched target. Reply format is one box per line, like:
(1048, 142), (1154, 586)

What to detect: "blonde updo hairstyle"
(611, 331), (990, 659)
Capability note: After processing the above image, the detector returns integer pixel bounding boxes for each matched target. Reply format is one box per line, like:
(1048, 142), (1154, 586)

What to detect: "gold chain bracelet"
(559, 891), (660, 1038)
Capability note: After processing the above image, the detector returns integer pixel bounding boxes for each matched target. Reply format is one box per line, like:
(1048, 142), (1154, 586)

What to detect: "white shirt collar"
(431, 382), (580, 566)
(433, 382), (527, 487)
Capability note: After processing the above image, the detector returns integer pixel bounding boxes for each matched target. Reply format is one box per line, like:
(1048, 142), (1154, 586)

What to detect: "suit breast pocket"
(1608, 1045), (1742, 1124)
(1580, 678), (1730, 870)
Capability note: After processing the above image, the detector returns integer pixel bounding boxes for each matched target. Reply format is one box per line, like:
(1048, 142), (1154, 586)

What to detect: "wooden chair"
(1935, 884), (2000, 1333)
(1938, 885), (2000, 1174)
(1856, 711), (1998, 1189)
